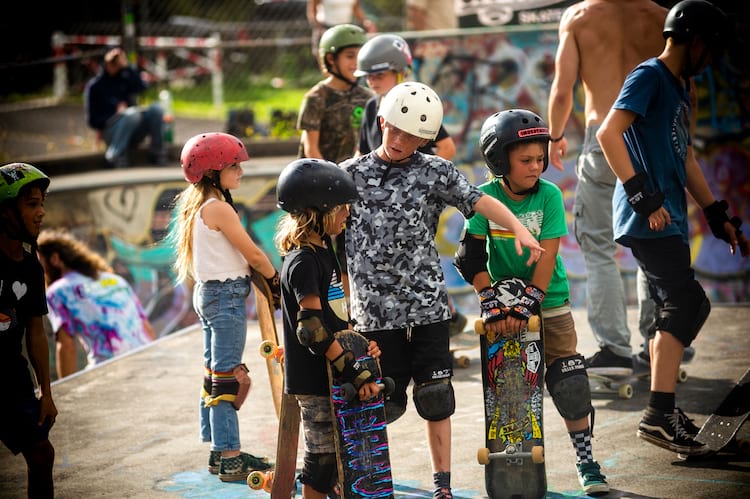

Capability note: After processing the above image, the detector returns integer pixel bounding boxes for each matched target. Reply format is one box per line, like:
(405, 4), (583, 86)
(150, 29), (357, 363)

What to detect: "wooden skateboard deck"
(247, 392), (301, 498)
(250, 271), (283, 418)
(475, 277), (546, 499)
(247, 271), (301, 497)
(693, 367), (750, 453)
(328, 329), (394, 498)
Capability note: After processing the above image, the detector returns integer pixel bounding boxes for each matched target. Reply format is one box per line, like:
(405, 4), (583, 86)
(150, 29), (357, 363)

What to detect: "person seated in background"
(83, 46), (166, 168)
(36, 229), (155, 378)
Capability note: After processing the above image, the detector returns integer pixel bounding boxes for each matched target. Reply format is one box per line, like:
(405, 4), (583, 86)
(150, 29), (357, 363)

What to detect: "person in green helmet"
(0, 162), (57, 498)
(297, 23), (374, 164)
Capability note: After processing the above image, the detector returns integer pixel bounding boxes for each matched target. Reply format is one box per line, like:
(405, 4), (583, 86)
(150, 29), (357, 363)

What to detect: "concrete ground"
(1, 306), (748, 499)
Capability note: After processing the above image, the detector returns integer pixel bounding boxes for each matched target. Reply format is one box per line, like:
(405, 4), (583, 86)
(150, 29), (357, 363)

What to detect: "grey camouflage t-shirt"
(341, 152), (483, 332)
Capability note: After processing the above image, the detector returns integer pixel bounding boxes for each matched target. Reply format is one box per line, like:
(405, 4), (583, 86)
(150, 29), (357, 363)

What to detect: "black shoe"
(637, 407), (708, 455)
(586, 347), (633, 376)
(675, 406), (701, 437)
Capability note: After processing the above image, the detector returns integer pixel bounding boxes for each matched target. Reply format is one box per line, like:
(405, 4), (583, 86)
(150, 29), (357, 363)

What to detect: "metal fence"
(10, 0), (407, 138)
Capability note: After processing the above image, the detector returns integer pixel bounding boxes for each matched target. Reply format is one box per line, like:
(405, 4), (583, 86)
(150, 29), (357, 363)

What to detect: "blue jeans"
(102, 103), (164, 165)
(193, 276), (250, 452)
(573, 125), (632, 358)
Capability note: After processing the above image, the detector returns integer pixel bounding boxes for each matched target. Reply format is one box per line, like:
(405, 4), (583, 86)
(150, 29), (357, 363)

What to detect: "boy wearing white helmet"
(340, 82), (544, 497)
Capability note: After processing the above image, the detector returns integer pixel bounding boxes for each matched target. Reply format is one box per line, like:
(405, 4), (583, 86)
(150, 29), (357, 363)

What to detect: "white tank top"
(192, 198), (250, 282)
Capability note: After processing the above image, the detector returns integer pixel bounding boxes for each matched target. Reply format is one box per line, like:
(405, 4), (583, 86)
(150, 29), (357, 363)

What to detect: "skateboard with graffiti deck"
(247, 271), (301, 498)
(474, 277), (546, 499)
(681, 368), (750, 459)
(328, 329), (394, 498)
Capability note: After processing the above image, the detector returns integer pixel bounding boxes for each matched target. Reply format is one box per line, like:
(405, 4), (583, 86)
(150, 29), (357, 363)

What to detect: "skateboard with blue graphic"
(328, 329), (394, 498)
(474, 277), (546, 499)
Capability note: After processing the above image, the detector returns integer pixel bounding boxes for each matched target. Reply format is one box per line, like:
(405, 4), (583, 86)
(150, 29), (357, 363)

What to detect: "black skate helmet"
(479, 109), (550, 177)
(277, 158), (358, 214)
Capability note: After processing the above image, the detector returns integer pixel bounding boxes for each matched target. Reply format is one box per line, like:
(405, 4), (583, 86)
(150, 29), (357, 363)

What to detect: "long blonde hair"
(275, 206), (343, 256)
(171, 178), (218, 283)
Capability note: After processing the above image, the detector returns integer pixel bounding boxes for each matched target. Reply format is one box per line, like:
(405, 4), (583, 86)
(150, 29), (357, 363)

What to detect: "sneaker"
(218, 452), (273, 482)
(448, 311), (468, 336)
(675, 406), (701, 437)
(586, 347), (633, 376)
(207, 450), (221, 474)
(637, 407), (709, 455)
(433, 488), (453, 499)
(576, 460), (609, 496)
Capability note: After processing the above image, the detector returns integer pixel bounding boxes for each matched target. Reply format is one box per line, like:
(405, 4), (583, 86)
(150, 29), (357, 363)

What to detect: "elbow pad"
(453, 233), (488, 285)
(296, 309), (335, 356)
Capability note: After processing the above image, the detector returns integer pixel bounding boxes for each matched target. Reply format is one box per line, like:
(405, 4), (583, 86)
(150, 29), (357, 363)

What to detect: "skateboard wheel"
(473, 319), (485, 335)
(247, 470), (266, 490)
(531, 445), (544, 463)
(677, 368), (688, 383)
(340, 382), (357, 402)
(263, 470), (274, 493)
(619, 384), (633, 399)
(259, 340), (278, 359)
(527, 315), (540, 332)
(477, 447), (490, 465)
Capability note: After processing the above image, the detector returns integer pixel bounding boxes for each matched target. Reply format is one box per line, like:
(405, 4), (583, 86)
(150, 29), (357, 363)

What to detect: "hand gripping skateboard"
(681, 367), (750, 458)
(328, 329), (395, 498)
(474, 277), (546, 499)
(247, 271), (301, 498)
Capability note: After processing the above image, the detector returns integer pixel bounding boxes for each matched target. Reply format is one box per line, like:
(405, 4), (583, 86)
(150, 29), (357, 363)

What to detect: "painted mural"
(45, 26), (749, 338)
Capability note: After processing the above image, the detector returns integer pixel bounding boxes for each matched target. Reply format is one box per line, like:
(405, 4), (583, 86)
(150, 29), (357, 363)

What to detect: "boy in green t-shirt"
(454, 109), (608, 496)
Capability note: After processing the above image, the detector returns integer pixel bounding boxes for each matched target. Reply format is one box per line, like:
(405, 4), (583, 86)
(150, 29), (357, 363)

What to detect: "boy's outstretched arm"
(472, 195), (544, 265)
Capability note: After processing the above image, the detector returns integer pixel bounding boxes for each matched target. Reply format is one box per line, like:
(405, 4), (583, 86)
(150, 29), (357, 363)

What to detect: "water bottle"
(159, 89), (174, 144)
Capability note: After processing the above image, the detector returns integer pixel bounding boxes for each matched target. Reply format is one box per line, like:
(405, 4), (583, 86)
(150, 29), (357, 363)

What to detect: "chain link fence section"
(34, 1), (405, 140)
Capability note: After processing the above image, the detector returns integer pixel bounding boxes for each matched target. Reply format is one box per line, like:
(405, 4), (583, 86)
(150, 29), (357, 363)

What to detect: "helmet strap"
(502, 176), (539, 196)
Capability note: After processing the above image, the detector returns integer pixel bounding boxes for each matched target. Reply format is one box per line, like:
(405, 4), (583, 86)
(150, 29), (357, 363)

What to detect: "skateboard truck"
(477, 443), (545, 466)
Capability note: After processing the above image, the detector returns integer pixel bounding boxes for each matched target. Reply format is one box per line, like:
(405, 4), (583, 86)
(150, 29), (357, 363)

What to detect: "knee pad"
(203, 364), (249, 409)
(384, 401), (407, 424)
(655, 281), (710, 347)
(545, 355), (592, 421)
(299, 452), (337, 494)
(413, 379), (455, 421)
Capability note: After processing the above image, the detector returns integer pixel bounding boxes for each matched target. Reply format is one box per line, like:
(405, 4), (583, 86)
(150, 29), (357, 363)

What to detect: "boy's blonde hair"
(275, 206), (345, 256)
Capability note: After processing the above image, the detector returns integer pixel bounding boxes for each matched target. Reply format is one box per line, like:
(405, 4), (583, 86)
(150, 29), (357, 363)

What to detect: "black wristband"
(550, 134), (564, 143)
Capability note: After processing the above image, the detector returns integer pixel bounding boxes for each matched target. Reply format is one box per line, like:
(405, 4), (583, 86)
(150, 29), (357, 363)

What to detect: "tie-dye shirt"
(46, 270), (152, 368)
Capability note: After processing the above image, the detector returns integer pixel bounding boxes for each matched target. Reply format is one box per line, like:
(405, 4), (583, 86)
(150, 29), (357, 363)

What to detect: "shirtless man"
(547, 0), (668, 375)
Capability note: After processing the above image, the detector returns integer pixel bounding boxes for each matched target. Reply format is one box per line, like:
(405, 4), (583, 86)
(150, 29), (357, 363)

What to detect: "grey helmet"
(354, 34), (413, 77)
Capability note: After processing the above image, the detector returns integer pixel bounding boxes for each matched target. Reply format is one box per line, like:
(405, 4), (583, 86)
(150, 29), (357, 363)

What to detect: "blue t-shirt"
(611, 58), (692, 245)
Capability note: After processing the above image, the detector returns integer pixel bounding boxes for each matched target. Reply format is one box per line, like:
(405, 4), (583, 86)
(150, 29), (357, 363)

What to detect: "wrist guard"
(509, 284), (545, 321)
(623, 172), (664, 217)
(332, 350), (375, 390)
(703, 200), (742, 243)
(478, 287), (506, 324)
